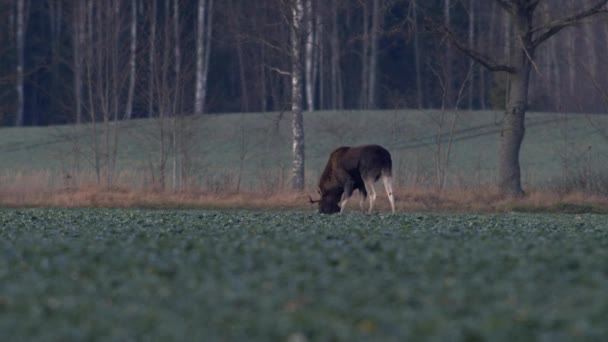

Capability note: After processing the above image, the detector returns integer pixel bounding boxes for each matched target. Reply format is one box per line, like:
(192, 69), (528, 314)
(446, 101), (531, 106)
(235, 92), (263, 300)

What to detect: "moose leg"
(363, 179), (377, 214)
(358, 187), (368, 212)
(382, 174), (395, 213)
(339, 181), (354, 214)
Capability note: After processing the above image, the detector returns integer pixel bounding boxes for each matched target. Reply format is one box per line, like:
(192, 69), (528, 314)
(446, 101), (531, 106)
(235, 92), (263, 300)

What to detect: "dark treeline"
(0, 0), (607, 127)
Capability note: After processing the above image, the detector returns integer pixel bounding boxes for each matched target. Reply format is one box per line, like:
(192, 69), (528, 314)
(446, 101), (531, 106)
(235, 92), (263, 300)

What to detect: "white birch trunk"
(15, 0), (26, 126)
(125, 0), (137, 120)
(467, 0), (474, 109)
(291, 0), (305, 191)
(316, 12), (324, 110)
(172, 0), (181, 191)
(148, 0), (156, 117)
(304, 0), (315, 111)
(195, 0), (213, 115)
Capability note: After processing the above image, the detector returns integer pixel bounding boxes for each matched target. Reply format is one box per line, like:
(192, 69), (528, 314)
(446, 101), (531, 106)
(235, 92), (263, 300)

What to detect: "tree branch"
(531, 0), (608, 48)
(494, 0), (515, 15)
(525, 0), (541, 12)
(442, 25), (516, 74)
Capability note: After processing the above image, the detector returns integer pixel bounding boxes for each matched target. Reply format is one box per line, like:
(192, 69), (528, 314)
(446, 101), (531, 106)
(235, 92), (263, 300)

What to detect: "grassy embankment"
(2, 110), (608, 212)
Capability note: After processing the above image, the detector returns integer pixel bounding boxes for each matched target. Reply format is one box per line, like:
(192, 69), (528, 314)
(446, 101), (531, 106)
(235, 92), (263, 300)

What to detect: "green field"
(2, 110), (608, 190)
(2, 208), (608, 340)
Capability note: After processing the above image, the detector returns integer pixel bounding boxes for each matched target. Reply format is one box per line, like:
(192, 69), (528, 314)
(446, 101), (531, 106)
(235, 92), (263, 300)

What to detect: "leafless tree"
(124, 0), (137, 120)
(81, 0), (131, 185)
(194, 0), (213, 115)
(72, 0), (85, 124)
(291, 0), (305, 191)
(447, 0), (608, 197)
(14, 0), (29, 126)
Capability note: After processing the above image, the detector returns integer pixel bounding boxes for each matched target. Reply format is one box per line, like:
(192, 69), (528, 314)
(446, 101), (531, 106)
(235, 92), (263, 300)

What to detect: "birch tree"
(194, 0), (213, 115)
(447, 0), (608, 196)
(304, 0), (316, 111)
(291, 0), (305, 191)
(148, 0), (157, 117)
(14, 0), (28, 126)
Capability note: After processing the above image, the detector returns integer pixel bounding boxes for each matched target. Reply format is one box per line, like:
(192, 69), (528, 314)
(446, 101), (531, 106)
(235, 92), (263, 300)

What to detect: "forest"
(1, 0), (607, 127)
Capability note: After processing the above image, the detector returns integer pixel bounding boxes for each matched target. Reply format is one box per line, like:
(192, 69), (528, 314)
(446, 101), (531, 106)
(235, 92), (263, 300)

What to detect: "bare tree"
(330, 0), (343, 110)
(148, 0), (157, 117)
(14, 0), (28, 126)
(228, 0), (249, 112)
(82, 0), (128, 185)
(304, 0), (315, 111)
(447, 0), (608, 197)
(72, 0), (85, 124)
(171, 0), (181, 191)
(368, 0), (380, 109)
(124, 0), (137, 120)
(291, 0), (305, 191)
(409, 0), (423, 108)
(443, 0), (453, 109)
(194, 0), (213, 115)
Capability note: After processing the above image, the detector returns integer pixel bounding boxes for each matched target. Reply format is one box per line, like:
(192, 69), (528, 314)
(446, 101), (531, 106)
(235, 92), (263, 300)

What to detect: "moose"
(309, 144), (395, 214)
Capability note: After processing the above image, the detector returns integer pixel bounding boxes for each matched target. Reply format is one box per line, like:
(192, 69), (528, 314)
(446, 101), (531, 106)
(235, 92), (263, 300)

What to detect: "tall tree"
(148, 0), (157, 117)
(194, 0), (213, 115)
(330, 0), (343, 110)
(73, 0), (85, 123)
(14, 0), (28, 126)
(443, 0), (453, 108)
(448, 0), (608, 196)
(172, 0), (181, 191)
(291, 0), (305, 191)
(410, 0), (423, 108)
(124, 0), (137, 120)
(304, 0), (315, 111)
(368, 0), (380, 109)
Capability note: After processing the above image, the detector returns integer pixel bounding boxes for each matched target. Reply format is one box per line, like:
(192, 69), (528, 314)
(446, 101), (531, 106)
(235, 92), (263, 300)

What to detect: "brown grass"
(2, 180), (608, 213)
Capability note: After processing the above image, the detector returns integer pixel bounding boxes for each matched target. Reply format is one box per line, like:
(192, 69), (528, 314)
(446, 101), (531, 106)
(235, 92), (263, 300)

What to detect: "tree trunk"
(304, 0), (315, 111)
(317, 12), (325, 110)
(498, 28), (533, 197)
(498, 72), (528, 197)
(195, 0), (209, 114)
(148, 0), (157, 118)
(173, 0), (181, 191)
(443, 0), (453, 108)
(467, 0), (474, 109)
(291, 0), (305, 191)
(330, 0), (342, 110)
(411, 0), (423, 108)
(125, 0), (137, 120)
(359, 1), (369, 109)
(230, 0), (248, 112)
(73, 0), (85, 123)
(15, 0), (26, 126)
(368, 0), (380, 109)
